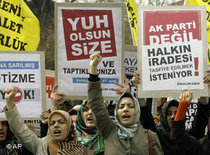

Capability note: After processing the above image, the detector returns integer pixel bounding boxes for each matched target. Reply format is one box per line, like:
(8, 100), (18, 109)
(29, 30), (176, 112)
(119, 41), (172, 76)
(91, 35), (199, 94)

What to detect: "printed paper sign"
(45, 70), (55, 110)
(124, 45), (138, 96)
(0, 51), (46, 119)
(0, 0), (40, 51)
(143, 10), (203, 90)
(24, 119), (41, 137)
(62, 9), (117, 61)
(138, 6), (208, 97)
(55, 3), (124, 100)
(124, 49), (137, 76)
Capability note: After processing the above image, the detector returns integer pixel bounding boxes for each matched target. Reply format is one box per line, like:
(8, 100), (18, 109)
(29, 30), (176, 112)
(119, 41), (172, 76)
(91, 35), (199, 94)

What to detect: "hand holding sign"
(5, 87), (18, 110)
(50, 84), (65, 111)
(90, 53), (102, 74)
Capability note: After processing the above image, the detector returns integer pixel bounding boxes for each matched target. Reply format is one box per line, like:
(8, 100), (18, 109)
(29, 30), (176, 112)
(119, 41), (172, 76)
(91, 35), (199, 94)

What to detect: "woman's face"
(82, 105), (96, 128)
(166, 106), (177, 128)
(49, 113), (69, 141)
(117, 97), (135, 126)
(0, 121), (8, 141)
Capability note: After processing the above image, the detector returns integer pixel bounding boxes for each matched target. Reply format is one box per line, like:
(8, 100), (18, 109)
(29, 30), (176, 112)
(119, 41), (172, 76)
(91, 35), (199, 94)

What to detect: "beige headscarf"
(47, 110), (86, 155)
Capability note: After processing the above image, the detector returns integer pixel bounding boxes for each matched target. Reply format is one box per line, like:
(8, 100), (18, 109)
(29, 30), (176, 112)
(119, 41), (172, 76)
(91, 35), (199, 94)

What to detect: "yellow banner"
(126, 0), (138, 45)
(186, 0), (210, 64)
(0, 0), (40, 51)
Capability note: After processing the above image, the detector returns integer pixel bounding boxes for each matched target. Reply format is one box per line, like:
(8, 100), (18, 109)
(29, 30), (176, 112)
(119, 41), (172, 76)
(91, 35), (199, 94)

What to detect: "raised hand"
(179, 90), (193, 104)
(114, 74), (130, 94)
(50, 84), (65, 111)
(40, 110), (50, 124)
(89, 53), (102, 74)
(175, 91), (193, 121)
(5, 87), (18, 110)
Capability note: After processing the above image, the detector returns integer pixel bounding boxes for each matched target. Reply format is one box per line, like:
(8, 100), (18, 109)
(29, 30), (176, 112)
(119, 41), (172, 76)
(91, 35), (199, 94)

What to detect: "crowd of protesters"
(1, 0), (200, 154)
(0, 53), (208, 155)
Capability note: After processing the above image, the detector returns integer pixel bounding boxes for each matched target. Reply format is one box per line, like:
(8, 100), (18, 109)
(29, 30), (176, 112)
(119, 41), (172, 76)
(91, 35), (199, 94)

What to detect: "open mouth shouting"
(53, 130), (62, 137)
(122, 114), (131, 121)
(87, 117), (94, 123)
(84, 115), (96, 128)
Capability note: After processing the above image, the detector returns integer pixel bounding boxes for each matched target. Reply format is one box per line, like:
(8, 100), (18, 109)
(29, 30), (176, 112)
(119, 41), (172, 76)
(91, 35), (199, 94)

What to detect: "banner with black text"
(55, 3), (124, 100)
(138, 6), (208, 97)
(0, 51), (46, 119)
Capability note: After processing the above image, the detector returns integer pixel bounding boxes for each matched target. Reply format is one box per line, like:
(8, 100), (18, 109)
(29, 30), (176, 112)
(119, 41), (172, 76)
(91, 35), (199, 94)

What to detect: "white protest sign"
(124, 45), (137, 96)
(55, 3), (124, 100)
(0, 51), (46, 119)
(124, 45), (137, 77)
(138, 6), (208, 97)
(24, 119), (41, 137)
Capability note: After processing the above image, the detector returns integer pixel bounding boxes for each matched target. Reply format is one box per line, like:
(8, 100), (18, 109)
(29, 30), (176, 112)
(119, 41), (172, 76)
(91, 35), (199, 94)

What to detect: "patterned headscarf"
(114, 91), (142, 141)
(48, 110), (85, 155)
(75, 100), (104, 155)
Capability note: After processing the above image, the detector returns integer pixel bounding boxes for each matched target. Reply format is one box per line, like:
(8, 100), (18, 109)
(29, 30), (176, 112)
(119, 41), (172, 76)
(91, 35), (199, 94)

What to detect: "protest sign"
(124, 45), (138, 96)
(137, 6), (208, 97)
(55, 3), (124, 100)
(124, 45), (137, 78)
(0, 51), (46, 119)
(24, 119), (41, 137)
(0, 0), (40, 51)
(126, 0), (138, 45)
(45, 69), (55, 110)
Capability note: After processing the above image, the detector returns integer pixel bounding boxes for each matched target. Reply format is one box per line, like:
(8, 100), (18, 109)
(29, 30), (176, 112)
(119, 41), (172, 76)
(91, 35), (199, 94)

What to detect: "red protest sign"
(46, 76), (54, 98)
(143, 11), (201, 45)
(62, 10), (117, 61)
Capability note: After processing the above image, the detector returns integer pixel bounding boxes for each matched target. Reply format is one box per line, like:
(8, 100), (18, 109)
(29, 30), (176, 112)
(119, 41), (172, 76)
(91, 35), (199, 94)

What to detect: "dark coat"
(170, 119), (210, 155)
(170, 100), (210, 155)
(157, 100), (185, 155)
(88, 79), (163, 155)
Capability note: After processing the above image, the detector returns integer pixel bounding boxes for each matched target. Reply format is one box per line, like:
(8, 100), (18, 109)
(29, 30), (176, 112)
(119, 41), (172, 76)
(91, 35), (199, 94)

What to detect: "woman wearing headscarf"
(4, 87), (93, 155)
(87, 53), (163, 155)
(75, 100), (104, 155)
(49, 85), (104, 154)
(156, 99), (183, 155)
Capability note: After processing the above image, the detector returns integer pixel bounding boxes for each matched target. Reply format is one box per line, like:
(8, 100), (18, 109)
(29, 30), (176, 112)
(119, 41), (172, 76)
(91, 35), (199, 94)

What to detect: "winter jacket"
(5, 106), (49, 155)
(5, 106), (92, 155)
(88, 79), (163, 155)
(170, 98), (210, 155)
